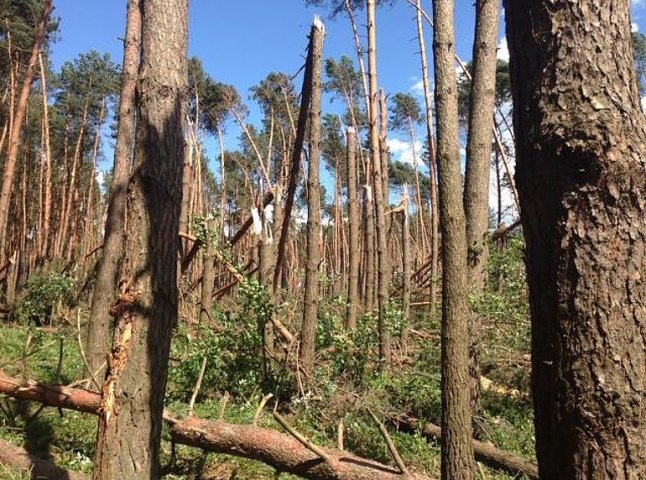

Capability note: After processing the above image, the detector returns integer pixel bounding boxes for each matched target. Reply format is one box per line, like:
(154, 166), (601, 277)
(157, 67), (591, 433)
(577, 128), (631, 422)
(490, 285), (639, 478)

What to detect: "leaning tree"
(504, 1), (645, 478)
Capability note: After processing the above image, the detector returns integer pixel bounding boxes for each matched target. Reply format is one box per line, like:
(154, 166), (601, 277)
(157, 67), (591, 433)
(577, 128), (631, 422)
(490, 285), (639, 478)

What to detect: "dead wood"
(0, 374), (432, 480)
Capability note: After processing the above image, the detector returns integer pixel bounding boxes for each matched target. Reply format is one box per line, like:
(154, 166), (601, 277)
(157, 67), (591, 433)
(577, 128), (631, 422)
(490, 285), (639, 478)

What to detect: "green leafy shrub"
(11, 269), (75, 325)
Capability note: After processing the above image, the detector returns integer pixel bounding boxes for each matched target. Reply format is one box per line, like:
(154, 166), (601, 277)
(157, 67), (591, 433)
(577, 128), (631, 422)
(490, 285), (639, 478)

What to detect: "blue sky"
(48, 1), (646, 207)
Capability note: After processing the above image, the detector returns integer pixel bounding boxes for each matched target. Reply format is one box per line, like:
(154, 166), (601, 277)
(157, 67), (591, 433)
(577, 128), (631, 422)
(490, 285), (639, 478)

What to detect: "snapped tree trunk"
(432, 0), (475, 478)
(85, 0), (141, 379)
(91, 0), (188, 478)
(300, 18), (325, 376)
(463, 0), (500, 423)
(504, 1), (646, 478)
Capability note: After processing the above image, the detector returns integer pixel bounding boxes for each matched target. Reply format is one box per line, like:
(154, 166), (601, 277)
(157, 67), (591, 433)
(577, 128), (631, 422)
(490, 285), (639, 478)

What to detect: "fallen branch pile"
(0, 374), (431, 480)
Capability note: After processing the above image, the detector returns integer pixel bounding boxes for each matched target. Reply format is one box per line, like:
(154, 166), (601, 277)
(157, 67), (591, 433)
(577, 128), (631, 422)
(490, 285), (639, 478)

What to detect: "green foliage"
(389, 92), (422, 131)
(169, 278), (281, 400)
(633, 32), (646, 96)
(11, 269), (75, 325)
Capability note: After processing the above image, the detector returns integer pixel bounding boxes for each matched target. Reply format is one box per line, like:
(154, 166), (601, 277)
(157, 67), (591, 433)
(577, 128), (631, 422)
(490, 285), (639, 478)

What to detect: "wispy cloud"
(388, 137), (423, 166)
(410, 77), (425, 97)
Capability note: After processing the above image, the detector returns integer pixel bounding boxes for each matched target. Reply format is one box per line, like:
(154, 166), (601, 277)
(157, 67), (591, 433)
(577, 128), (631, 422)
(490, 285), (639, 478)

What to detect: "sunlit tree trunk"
(299, 18), (325, 376)
(92, 0), (188, 477)
(0, 0), (52, 260)
(367, 0), (391, 368)
(505, 0), (646, 477)
(345, 127), (360, 329)
(463, 0), (500, 423)
(432, 0), (475, 477)
(86, 0), (141, 378)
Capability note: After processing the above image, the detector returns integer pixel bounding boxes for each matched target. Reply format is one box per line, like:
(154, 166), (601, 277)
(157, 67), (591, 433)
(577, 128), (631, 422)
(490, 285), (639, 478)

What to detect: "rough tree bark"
(345, 126), (360, 329)
(367, 0), (391, 368)
(300, 17), (325, 376)
(504, 1), (646, 478)
(0, 0), (52, 259)
(91, 0), (188, 478)
(463, 0), (500, 422)
(413, 0), (439, 314)
(85, 0), (141, 379)
(432, 0), (475, 478)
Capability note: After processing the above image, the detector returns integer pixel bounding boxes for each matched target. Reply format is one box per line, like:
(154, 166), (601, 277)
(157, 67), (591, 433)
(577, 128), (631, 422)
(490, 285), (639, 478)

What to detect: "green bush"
(11, 269), (75, 326)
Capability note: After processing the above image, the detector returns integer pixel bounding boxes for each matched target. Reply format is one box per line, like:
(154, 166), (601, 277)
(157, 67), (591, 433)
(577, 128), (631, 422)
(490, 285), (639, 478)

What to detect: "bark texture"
(92, 0), (188, 478)
(504, 1), (646, 478)
(367, 0), (391, 368)
(432, 0), (475, 477)
(299, 19), (325, 376)
(85, 0), (141, 378)
(463, 0), (500, 421)
(345, 127), (360, 329)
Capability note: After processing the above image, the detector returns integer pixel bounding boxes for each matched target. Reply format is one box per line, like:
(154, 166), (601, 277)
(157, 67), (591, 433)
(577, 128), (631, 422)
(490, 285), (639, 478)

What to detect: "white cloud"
(410, 78), (425, 97)
(497, 38), (510, 62)
(632, 22), (639, 32)
(388, 137), (423, 166)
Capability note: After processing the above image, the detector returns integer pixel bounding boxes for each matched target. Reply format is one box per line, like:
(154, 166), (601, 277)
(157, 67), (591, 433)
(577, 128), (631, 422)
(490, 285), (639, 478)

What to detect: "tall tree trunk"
(432, 0), (475, 478)
(363, 184), (375, 312)
(504, 1), (646, 478)
(367, 0), (391, 368)
(463, 0), (500, 424)
(401, 192), (411, 323)
(92, 0), (187, 477)
(412, 0), (440, 315)
(345, 126), (360, 329)
(85, 0), (141, 379)
(0, 0), (52, 260)
(38, 52), (52, 261)
(199, 218), (216, 325)
(299, 18), (325, 377)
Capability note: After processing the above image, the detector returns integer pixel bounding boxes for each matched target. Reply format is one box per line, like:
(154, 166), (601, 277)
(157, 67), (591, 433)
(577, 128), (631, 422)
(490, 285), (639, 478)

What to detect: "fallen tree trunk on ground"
(392, 414), (538, 479)
(0, 438), (88, 480)
(0, 374), (431, 480)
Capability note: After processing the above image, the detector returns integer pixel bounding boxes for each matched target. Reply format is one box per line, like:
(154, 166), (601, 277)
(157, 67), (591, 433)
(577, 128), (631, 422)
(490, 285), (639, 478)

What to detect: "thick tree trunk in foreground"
(299, 18), (325, 376)
(432, 0), (475, 478)
(463, 0), (500, 422)
(0, 374), (432, 480)
(345, 126), (360, 329)
(85, 0), (141, 379)
(504, 1), (646, 478)
(92, 0), (188, 478)
(0, 0), (52, 259)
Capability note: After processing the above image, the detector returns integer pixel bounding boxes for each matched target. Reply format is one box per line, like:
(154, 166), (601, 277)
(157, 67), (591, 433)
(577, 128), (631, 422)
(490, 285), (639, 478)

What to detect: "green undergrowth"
(0, 234), (534, 479)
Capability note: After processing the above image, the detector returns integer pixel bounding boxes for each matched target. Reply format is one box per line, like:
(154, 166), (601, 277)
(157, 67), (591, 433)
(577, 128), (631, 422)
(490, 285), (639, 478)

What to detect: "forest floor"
(0, 236), (535, 480)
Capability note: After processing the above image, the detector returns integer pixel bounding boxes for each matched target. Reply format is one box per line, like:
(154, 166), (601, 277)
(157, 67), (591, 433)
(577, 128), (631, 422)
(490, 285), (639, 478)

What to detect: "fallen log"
(0, 374), (432, 480)
(393, 414), (538, 480)
(0, 438), (88, 480)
